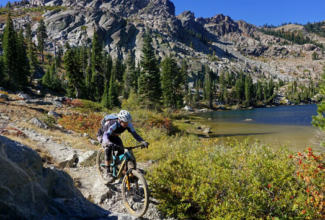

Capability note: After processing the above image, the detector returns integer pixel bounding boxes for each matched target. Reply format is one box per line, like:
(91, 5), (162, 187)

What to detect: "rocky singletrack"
(0, 100), (172, 220)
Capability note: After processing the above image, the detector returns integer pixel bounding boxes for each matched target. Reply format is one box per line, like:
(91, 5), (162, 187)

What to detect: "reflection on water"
(197, 105), (319, 151)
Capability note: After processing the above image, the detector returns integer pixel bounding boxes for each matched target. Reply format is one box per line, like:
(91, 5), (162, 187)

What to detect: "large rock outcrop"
(0, 135), (109, 220)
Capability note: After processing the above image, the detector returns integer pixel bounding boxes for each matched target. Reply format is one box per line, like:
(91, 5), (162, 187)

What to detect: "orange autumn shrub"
(291, 148), (325, 219)
(58, 113), (102, 139)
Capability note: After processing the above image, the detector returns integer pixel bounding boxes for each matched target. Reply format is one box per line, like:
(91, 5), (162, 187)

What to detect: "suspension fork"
(125, 168), (136, 191)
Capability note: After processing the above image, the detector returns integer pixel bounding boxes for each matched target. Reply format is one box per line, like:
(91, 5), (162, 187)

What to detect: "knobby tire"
(121, 169), (149, 218)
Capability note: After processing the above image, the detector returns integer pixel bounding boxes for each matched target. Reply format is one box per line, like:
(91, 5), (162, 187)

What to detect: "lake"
(197, 105), (321, 151)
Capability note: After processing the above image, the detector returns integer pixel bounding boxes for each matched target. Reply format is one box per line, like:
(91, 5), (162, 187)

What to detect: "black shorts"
(104, 135), (124, 161)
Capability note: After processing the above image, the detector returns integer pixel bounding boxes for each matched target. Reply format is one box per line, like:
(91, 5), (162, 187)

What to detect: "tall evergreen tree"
(245, 74), (254, 105)
(181, 60), (190, 104)
(49, 62), (61, 90)
(161, 56), (183, 109)
(64, 49), (84, 98)
(263, 81), (268, 101)
(103, 53), (112, 82)
(195, 79), (200, 103)
(112, 58), (123, 80)
(42, 68), (51, 88)
(16, 29), (30, 88)
(181, 60), (188, 93)
(85, 47), (92, 99)
(101, 81), (110, 108)
(234, 71), (245, 102)
(134, 62), (141, 93)
(219, 73), (226, 102)
(91, 31), (103, 102)
(138, 32), (161, 108)
(256, 81), (263, 101)
(0, 57), (5, 87)
(2, 10), (18, 90)
(123, 52), (135, 99)
(203, 70), (213, 108)
(37, 19), (48, 63)
(27, 40), (38, 82)
(108, 74), (119, 108)
(268, 78), (274, 98)
(25, 23), (32, 41)
(80, 45), (88, 76)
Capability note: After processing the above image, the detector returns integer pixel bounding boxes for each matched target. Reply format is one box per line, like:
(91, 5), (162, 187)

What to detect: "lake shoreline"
(190, 102), (318, 115)
(192, 104), (319, 151)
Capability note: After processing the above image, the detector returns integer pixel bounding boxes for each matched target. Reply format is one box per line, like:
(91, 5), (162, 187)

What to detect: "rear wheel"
(121, 169), (149, 218)
(96, 148), (106, 179)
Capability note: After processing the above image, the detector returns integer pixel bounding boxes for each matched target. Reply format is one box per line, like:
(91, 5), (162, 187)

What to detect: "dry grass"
(18, 122), (100, 151)
(1, 102), (99, 151)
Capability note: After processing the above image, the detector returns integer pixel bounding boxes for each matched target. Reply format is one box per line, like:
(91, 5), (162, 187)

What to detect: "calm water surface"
(197, 105), (319, 151)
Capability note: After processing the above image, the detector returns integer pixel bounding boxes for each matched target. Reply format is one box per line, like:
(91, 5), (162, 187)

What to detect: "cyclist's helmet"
(118, 110), (132, 122)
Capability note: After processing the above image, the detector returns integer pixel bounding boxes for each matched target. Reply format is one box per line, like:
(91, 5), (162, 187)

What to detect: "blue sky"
(173, 0), (325, 26)
(2, 0), (324, 27)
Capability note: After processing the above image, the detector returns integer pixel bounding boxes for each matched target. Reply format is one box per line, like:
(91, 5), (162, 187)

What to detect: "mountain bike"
(96, 144), (149, 218)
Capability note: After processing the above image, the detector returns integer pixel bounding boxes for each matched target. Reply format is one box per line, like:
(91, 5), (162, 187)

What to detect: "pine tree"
(42, 69), (51, 88)
(138, 32), (161, 108)
(108, 74), (119, 108)
(181, 60), (190, 104)
(181, 60), (188, 93)
(64, 49), (84, 98)
(161, 56), (183, 109)
(49, 62), (61, 90)
(56, 46), (63, 67)
(112, 58), (124, 81)
(245, 74), (254, 105)
(123, 52), (135, 99)
(268, 78), (274, 98)
(91, 31), (103, 102)
(134, 61), (141, 93)
(6, 2), (10, 9)
(16, 29), (30, 89)
(27, 40), (38, 82)
(80, 45), (88, 76)
(85, 47), (92, 99)
(256, 81), (263, 101)
(25, 23), (32, 41)
(0, 56), (5, 87)
(37, 19), (48, 63)
(101, 81), (110, 108)
(103, 53), (112, 82)
(235, 72), (245, 102)
(2, 10), (18, 90)
(203, 70), (213, 108)
(195, 79), (200, 103)
(263, 81), (268, 101)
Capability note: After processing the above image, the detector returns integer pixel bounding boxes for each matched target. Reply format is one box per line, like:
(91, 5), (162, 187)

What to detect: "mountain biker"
(97, 110), (149, 183)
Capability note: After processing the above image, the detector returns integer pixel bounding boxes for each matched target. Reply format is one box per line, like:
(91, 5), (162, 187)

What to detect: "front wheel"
(96, 148), (106, 179)
(121, 169), (149, 218)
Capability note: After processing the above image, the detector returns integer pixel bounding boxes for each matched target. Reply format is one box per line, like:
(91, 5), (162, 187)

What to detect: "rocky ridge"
(3, 0), (325, 87)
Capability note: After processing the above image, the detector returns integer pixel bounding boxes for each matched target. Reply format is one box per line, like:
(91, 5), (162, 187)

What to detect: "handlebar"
(124, 143), (149, 150)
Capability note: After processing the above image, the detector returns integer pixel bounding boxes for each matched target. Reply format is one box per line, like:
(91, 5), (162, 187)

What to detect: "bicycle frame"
(111, 150), (133, 179)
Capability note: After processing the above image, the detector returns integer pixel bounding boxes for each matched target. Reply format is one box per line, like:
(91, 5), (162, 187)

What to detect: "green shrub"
(39, 114), (56, 129)
(147, 139), (324, 219)
(75, 99), (109, 113)
(121, 91), (141, 111)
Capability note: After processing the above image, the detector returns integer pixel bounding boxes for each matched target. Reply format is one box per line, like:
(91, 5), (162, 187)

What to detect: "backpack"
(101, 113), (118, 127)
